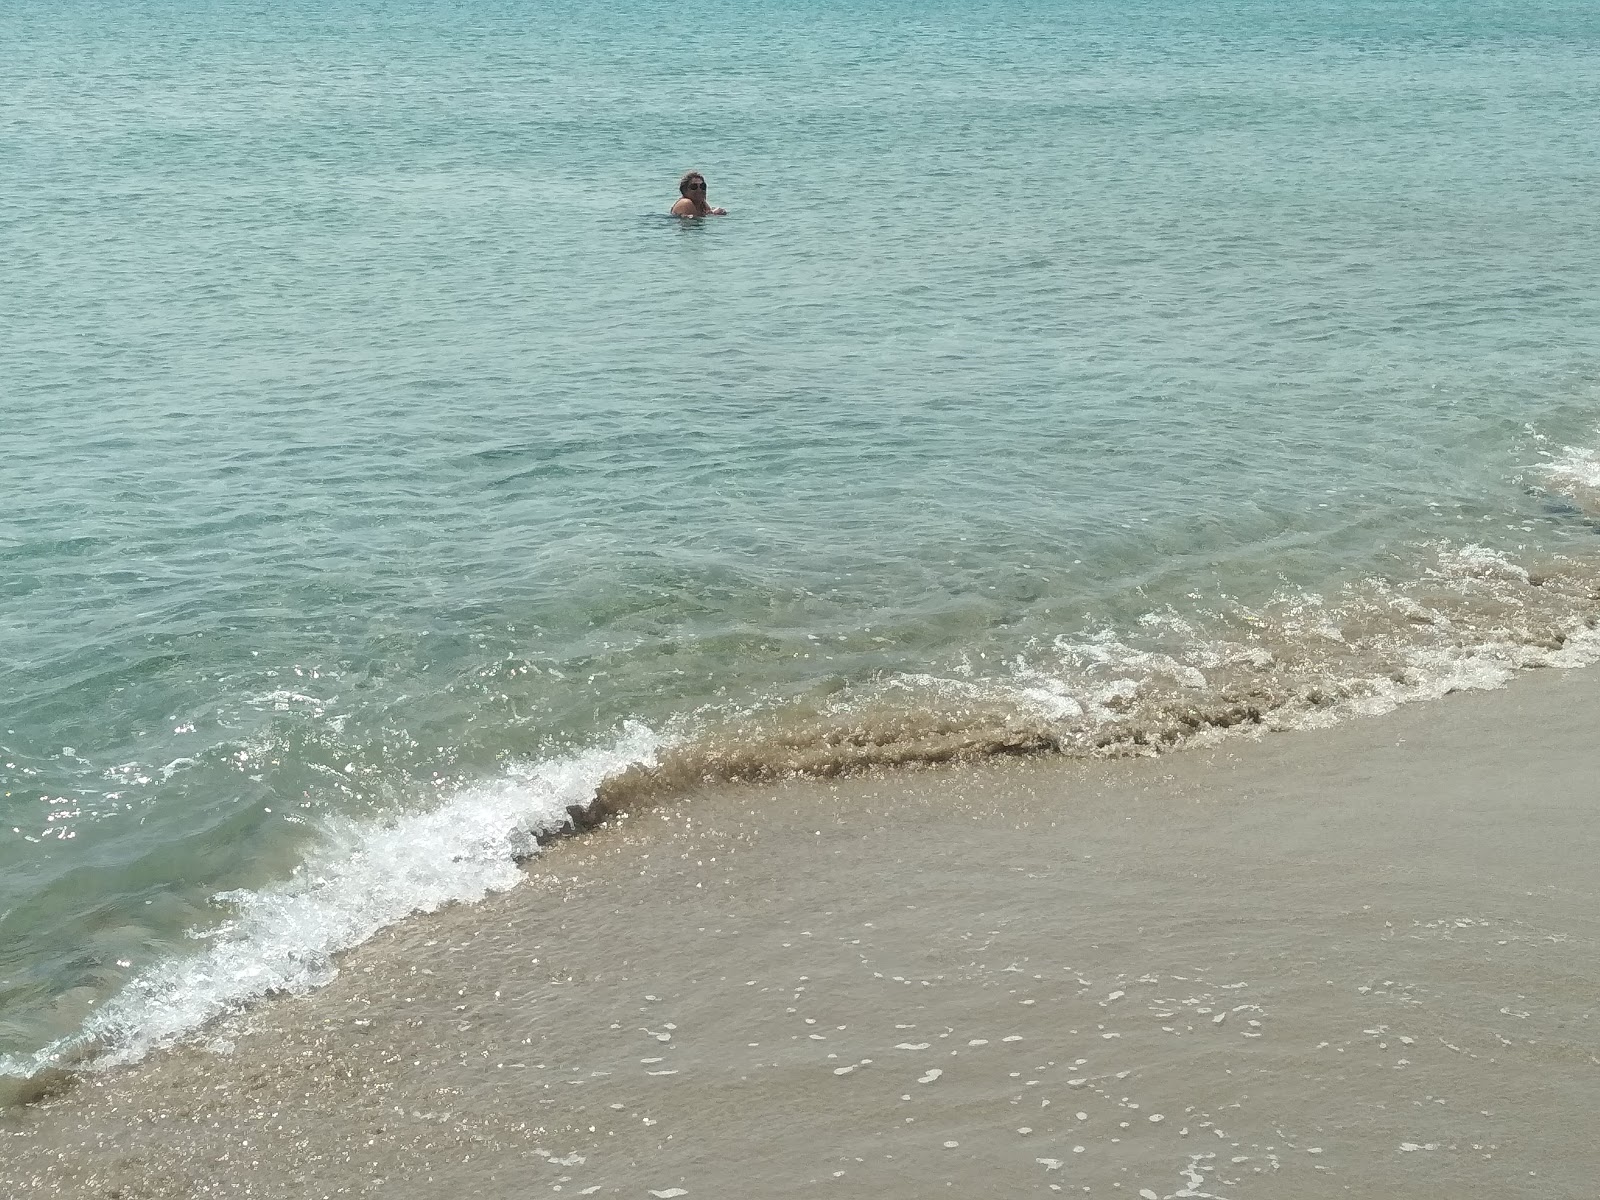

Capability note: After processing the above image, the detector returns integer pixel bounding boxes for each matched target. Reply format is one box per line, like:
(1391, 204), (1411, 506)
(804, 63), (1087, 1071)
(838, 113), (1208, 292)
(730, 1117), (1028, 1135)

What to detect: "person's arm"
(709, 205), (728, 215)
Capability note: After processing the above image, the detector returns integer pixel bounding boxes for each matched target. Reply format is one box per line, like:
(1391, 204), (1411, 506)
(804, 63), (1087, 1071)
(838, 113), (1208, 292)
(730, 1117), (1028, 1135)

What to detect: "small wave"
(1539, 430), (1600, 514)
(595, 703), (1062, 811)
(600, 543), (1600, 806)
(0, 724), (663, 1102)
(7, 544), (1600, 1103)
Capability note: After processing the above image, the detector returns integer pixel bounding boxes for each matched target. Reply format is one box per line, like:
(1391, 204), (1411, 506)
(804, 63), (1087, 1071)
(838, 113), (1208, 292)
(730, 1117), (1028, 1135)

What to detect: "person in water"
(671, 170), (727, 217)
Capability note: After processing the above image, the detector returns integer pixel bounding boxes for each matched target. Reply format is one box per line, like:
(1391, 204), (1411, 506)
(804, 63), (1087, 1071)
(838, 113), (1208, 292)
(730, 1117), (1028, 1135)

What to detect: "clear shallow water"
(3, 0), (1600, 1084)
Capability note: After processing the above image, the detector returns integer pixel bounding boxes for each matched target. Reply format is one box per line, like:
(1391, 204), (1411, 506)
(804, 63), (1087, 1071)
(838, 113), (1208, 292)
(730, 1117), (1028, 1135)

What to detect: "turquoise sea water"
(4, 0), (1600, 1085)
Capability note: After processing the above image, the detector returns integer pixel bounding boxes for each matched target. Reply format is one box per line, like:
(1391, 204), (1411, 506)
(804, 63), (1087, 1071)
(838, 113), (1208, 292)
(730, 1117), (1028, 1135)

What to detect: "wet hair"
(679, 171), (707, 197)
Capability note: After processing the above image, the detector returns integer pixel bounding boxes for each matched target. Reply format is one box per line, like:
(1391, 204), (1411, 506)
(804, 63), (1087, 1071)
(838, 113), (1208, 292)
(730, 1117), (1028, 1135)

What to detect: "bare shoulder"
(670, 198), (696, 217)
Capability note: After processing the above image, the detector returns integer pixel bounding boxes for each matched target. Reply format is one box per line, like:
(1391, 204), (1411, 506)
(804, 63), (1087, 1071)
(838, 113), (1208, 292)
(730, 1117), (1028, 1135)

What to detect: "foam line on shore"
(0, 724), (664, 1098)
(5, 545), (1600, 1097)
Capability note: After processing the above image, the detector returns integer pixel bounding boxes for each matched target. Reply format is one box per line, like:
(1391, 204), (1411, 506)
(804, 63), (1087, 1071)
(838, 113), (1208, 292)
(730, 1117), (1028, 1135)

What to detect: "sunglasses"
(686, 181), (706, 190)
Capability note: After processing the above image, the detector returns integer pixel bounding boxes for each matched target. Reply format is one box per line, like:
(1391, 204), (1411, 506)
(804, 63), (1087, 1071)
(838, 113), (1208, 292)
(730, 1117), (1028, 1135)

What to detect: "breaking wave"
(596, 541), (1600, 806)
(0, 727), (666, 1105)
(1540, 428), (1600, 514)
(6, 539), (1600, 1106)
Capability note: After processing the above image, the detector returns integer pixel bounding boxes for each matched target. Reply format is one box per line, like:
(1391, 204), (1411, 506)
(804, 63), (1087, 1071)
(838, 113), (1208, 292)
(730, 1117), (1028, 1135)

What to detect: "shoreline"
(5, 663), (1600, 1197)
(4, 536), (1597, 1091)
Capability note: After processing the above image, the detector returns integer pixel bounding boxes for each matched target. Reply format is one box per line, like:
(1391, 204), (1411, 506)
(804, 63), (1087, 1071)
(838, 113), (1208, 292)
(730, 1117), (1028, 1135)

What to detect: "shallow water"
(3, 0), (1600, 1080)
(6, 669), (1600, 1198)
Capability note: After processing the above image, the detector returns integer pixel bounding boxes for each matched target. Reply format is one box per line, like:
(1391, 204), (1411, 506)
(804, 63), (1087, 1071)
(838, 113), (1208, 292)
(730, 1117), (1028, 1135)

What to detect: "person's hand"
(711, 207), (728, 216)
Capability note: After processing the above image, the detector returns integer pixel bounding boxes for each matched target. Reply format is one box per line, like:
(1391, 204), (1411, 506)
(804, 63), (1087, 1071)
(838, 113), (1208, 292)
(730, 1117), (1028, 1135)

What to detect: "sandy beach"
(5, 663), (1598, 1198)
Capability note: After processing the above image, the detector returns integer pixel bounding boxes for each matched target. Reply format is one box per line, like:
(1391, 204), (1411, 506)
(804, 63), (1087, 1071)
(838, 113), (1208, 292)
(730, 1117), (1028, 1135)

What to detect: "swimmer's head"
(679, 171), (707, 198)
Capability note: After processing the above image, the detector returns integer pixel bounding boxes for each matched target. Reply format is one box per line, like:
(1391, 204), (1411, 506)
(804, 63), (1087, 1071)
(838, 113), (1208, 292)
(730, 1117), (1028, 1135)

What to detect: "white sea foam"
(0, 723), (663, 1084)
(8, 545), (1600, 1092)
(1539, 432), (1600, 509)
(998, 543), (1600, 743)
(799, 539), (1600, 781)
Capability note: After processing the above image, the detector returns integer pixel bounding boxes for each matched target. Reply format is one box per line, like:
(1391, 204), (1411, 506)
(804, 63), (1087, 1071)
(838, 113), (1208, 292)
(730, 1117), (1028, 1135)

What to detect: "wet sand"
(4, 666), (1599, 1199)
